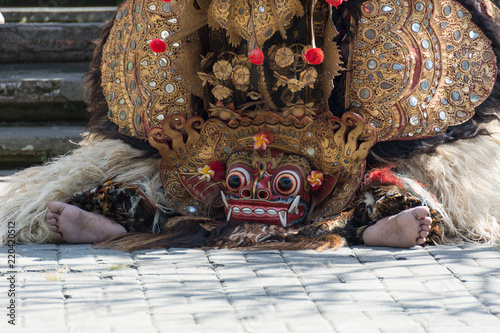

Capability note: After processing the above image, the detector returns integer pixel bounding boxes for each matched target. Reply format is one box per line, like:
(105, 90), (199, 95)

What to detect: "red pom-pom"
(150, 38), (167, 53)
(162, 0), (171, 2)
(303, 48), (324, 65)
(365, 166), (403, 187)
(248, 48), (265, 65)
(325, 0), (344, 7)
(209, 161), (226, 181)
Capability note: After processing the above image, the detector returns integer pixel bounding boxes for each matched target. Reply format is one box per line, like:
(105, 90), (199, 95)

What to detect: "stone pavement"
(1, 243), (500, 333)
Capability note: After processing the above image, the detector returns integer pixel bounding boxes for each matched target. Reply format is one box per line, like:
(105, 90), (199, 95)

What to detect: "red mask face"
(222, 150), (313, 227)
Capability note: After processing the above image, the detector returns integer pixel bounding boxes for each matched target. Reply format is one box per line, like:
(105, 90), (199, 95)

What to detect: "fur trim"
(365, 166), (403, 187)
(98, 217), (346, 252)
(0, 135), (164, 245)
(395, 120), (500, 243)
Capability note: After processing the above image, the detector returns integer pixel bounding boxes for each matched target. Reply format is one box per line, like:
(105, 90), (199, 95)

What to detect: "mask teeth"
(288, 195), (301, 214)
(279, 210), (288, 227)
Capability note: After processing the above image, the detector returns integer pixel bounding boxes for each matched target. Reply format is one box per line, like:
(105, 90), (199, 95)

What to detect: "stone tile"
(2, 243), (500, 332)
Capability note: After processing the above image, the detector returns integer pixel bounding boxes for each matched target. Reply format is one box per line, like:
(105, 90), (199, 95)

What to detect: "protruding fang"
(227, 208), (232, 222)
(279, 210), (287, 227)
(288, 196), (300, 214)
(221, 191), (229, 209)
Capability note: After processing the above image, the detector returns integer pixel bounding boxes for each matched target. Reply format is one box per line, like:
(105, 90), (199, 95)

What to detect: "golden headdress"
(101, 0), (496, 224)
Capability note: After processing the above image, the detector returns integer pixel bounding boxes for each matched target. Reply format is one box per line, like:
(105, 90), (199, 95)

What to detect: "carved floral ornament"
(199, 45), (323, 109)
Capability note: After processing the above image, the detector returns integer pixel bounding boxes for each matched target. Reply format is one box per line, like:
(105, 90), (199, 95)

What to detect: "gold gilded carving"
(208, 0), (304, 47)
(346, 0), (497, 141)
(101, 0), (199, 140)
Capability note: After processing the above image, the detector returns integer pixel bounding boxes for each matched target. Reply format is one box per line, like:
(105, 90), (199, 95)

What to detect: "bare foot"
(362, 206), (432, 248)
(46, 201), (126, 243)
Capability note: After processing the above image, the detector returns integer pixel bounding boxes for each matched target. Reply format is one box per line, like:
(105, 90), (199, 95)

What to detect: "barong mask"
(222, 151), (341, 227)
(100, 0), (496, 224)
(224, 151), (317, 227)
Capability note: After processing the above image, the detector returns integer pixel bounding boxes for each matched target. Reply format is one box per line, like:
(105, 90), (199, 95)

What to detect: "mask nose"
(240, 177), (271, 200)
(256, 189), (270, 200)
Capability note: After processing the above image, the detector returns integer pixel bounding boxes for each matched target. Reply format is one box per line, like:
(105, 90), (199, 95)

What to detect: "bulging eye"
(273, 170), (301, 196)
(226, 167), (251, 192)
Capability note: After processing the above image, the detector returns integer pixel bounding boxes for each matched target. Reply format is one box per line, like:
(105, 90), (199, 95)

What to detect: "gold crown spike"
(208, 0), (305, 47)
(101, 0), (199, 140)
(346, 0), (497, 141)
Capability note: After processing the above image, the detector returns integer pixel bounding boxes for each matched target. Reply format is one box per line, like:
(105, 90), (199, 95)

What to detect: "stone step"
(0, 22), (103, 63)
(1, 7), (116, 23)
(0, 63), (89, 122)
(0, 126), (85, 169)
(0, 170), (16, 195)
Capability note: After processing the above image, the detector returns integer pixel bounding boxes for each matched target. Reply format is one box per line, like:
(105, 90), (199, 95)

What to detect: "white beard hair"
(0, 135), (164, 245)
(396, 119), (500, 243)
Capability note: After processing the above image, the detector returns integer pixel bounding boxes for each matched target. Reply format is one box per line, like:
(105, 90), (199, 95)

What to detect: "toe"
(420, 216), (432, 225)
(46, 212), (59, 221)
(416, 237), (426, 245)
(420, 223), (431, 231)
(49, 225), (59, 232)
(48, 201), (66, 214)
(47, 218), (58, 226)
(419, 230), (429, 238)
(411, 206), (430, 220)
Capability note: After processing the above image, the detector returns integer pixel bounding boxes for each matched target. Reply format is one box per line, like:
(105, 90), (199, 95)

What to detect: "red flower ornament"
(249, 48), (265, 65)
(150, 38), (167, 53)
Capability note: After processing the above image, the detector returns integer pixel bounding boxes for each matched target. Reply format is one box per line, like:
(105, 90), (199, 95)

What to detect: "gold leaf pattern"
(299, 67), (318, 89)
(232, 65), (251, 91)
(213, 60), (233, 80)
(212, 85), (232, 100)
(287, 78), (305, 93)
(275, 47), (295, 67)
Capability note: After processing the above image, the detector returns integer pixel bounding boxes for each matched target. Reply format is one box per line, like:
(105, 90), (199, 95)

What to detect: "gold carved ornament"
(100, 0), (344, 139)
(101, 0), (202, 140)
(346, 0), (497, 141)
(148, 112), (378, 218)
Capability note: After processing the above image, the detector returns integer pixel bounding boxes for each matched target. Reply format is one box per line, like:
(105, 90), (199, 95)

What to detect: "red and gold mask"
(223, 151), (334, 226)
